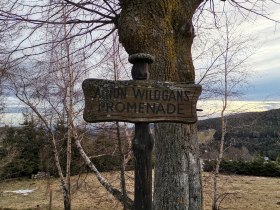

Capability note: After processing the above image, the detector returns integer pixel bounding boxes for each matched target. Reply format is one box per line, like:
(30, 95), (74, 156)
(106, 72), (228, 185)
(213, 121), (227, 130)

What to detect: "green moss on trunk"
(118, 1), (204, 209)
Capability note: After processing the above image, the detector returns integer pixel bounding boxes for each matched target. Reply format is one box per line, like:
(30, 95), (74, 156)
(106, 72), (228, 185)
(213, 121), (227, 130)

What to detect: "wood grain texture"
(82, 79), (201, 123)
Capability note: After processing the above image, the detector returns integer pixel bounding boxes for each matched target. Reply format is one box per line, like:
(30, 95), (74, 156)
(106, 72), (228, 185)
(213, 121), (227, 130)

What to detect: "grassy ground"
(0, 172), (280, 210)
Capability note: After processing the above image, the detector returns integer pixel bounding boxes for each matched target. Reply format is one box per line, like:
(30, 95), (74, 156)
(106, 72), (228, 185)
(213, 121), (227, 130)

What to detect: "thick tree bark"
(118, 0), (203, 209)
(154, 124), (202, 210)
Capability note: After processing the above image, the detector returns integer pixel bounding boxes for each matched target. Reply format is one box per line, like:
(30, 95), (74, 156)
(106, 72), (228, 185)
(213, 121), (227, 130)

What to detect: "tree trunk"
(74, 135), (133, 209)
(212, 106), (227, 210)
(63, 6), (72, 209)
(212, 36), (229, 210)
(118, 1), (203, 209)
(116, 122), (128, 210)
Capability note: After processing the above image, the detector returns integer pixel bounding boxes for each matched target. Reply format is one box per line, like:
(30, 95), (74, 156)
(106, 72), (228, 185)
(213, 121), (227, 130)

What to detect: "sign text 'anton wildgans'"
(82, 79), (201, 123)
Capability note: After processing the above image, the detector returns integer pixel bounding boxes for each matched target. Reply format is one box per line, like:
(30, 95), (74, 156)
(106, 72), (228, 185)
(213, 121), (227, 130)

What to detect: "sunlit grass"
(1, 172), (280, 210)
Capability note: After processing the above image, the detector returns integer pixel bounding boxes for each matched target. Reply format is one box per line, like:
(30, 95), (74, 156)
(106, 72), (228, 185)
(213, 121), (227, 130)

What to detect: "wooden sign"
(82, 79), (202, 123)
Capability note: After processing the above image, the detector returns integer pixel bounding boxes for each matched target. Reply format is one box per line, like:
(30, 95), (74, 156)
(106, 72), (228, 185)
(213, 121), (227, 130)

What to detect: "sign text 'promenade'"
(82, 79), (201, 123)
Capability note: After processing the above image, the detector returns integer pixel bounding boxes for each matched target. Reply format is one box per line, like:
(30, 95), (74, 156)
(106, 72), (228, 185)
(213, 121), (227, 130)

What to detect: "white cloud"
(198, 100), (280, 119)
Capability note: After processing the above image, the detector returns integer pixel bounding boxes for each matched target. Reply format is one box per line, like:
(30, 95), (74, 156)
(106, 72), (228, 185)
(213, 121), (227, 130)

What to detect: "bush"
(0, 121), (46, 179)
(203, 159), (280, 177)
(91, 154), (135, 172)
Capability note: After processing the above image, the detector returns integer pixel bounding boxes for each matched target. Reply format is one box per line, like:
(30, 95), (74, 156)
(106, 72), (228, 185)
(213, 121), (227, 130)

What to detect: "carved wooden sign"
(82, 79), (202, 123)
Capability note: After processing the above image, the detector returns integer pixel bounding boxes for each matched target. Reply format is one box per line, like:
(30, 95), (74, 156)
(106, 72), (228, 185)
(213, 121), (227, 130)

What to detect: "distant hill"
(198, 109), (280, 161)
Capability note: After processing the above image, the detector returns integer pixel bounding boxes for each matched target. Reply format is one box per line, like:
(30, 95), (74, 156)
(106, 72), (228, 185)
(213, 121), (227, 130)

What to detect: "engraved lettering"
(177, 104), (184, 115)
(184, 91), (190, 101)
(169, 90), (176, 101)
(115, 102), (125, 112)
(133, 88), (145, 100)
(127, 102), (137, 113)
(106, 102), (114, 112)
(167, 103), (176, 114)
(156, 103), (165, 114)
(138, 102), (145, 113)
(154, 90), (160, 100)
(162, 90), (169, 101)
(147, 103), (156, 113)
(177, 91), (183, 101)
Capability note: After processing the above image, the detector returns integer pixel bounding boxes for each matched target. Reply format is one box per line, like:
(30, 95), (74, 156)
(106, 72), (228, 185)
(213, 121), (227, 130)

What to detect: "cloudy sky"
(2, 1), (280, 125)
(240, 5), (280, 101)
(193, 2), (280, 118)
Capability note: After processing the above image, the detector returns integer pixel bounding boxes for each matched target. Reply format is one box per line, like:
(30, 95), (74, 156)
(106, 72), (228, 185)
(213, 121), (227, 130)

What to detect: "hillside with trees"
(198, 108), (280, 161)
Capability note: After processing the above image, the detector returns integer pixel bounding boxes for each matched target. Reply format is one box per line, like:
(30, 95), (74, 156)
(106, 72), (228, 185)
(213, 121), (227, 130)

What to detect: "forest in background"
(198, 108), (280, 161)
(1, 108), (280, 180)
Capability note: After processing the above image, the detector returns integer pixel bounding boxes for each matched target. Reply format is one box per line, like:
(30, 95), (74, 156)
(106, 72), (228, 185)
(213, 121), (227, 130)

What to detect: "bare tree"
(105, 31), (131, 210)
(195, 13), (255, 209)
(7, 17), (133, 210)
(0, 1), (279, 209)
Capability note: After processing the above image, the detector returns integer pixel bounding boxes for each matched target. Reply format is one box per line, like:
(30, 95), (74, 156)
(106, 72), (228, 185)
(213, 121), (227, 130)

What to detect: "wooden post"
(129, 53), (154, 210)
(82, 53), (201, 209)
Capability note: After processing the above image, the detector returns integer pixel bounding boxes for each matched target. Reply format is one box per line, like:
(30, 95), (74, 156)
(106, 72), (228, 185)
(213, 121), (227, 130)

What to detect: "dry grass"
(202, 173), (280, 210)
(0, 172), (280, 210)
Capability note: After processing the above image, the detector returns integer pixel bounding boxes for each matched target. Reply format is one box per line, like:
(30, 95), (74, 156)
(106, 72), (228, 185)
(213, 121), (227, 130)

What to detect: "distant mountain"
(198, 109), (280, 161)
